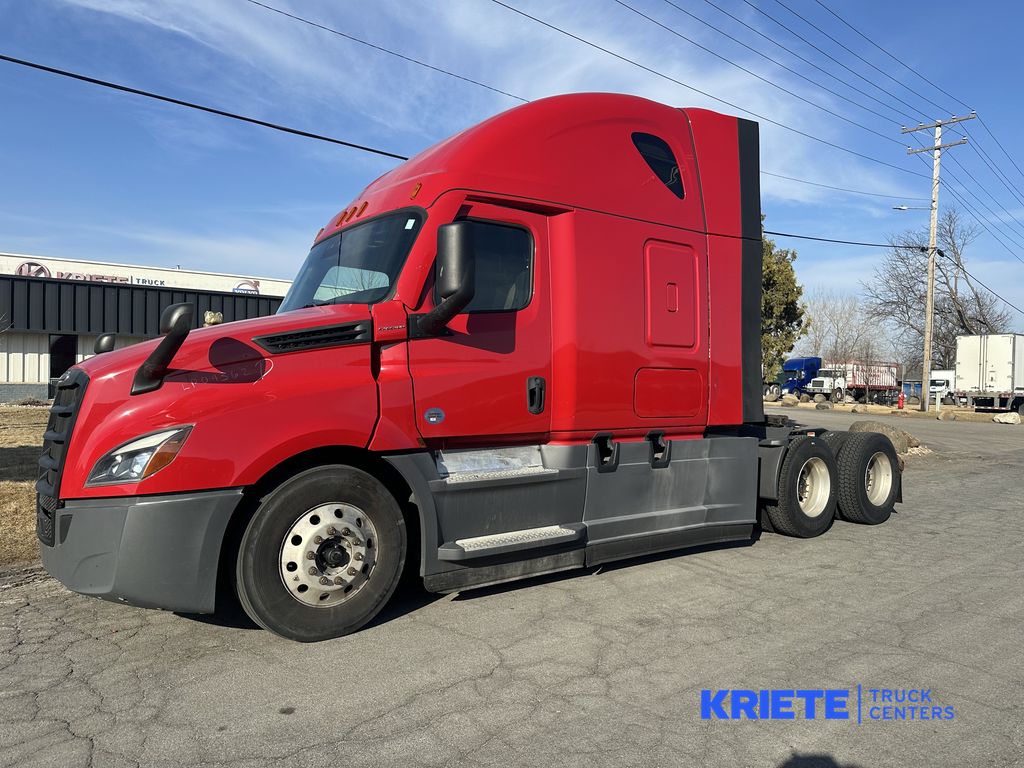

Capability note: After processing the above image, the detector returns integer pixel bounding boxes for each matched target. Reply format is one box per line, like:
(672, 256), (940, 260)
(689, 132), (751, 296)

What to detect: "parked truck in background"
(763, 356), (821, 401)
(928, 369), (955, 405)
(805, 360), (900, 404)
(953, 334), (1024, 414)
(35, 94), (903, 642)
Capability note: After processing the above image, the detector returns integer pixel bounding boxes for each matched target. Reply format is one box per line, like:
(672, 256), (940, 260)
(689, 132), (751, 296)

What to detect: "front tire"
(236, 465), (406, 642)
(764, 436), (838, 538)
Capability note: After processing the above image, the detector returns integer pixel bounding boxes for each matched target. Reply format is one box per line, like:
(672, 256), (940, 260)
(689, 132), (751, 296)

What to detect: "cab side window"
(458, 220), (534, 313)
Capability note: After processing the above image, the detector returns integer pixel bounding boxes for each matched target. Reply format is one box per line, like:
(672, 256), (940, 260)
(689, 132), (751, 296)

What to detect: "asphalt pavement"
(1, 408), (1022, 767)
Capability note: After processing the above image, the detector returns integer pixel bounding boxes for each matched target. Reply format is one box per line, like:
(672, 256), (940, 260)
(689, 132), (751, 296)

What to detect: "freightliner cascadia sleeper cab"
(37, 94), (902, 641)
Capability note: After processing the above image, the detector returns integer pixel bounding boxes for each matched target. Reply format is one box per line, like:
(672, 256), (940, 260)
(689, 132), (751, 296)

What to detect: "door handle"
(527, 376), (546, 414)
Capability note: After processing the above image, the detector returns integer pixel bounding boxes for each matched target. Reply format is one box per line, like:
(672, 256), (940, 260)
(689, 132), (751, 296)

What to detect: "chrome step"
(438, 523), (585, 561)
(433, 446), (558, 490)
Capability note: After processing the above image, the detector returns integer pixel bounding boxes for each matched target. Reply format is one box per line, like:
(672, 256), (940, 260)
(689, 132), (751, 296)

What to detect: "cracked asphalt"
(2, 409), (1022, 768)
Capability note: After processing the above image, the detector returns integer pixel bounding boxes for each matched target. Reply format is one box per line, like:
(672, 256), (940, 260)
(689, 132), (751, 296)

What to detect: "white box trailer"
(954, 334), (1024, 413)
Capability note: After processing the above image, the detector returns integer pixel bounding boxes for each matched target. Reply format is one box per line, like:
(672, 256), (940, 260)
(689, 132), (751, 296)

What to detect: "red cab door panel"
(408, 203), (552, 443)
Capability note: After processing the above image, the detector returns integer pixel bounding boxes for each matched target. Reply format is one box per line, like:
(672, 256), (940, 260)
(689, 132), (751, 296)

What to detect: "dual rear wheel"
(765, 431), (900, 538)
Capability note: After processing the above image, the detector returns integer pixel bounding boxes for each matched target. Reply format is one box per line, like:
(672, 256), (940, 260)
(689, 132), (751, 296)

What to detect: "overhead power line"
(812, 0), (972, 114)
(242, 0), (528, 104)
(770, 228), (1019, 315)
(612, 0), (904, 147)
(771, 0), (952, 117)
(938, 254), (1024, 317)
(486, 0), (928, 178)
(976, 116), (1024, 184)
(1, 50), (928, 203)
(763, 230), (893, 248)
(736, 0), (924, 124)
(0, 53), (408, 160)
(906, 133), (1024, 267)
(964, 139), (1024, 211)
(946, 154), (1024, 242)
(658, 0), (897, 125)
(698, 0), (907, 124)
(760, 171), (928, 200)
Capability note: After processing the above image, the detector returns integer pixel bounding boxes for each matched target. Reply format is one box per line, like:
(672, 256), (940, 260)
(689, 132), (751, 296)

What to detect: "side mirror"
(131, 302), (194, 395)
(94, 333), (116, 355)
(417, 222), (475, 335)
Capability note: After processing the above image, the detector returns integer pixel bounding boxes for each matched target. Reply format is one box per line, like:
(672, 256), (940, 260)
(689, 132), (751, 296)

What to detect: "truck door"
(408, 202), (551, 443)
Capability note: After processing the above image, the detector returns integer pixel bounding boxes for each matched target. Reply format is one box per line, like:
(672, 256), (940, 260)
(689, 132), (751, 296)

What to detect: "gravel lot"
(1, 408), (1021, 767)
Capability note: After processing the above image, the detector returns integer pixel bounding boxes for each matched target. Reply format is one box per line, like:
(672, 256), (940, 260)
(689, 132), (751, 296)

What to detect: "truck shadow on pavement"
(777, 754), (864, 768)
(452, 534), (761, 602)
(176, 578), (444, 632)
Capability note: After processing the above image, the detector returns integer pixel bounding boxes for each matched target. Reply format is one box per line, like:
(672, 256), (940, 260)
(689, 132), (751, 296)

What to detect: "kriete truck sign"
(2, 253), (290, 296)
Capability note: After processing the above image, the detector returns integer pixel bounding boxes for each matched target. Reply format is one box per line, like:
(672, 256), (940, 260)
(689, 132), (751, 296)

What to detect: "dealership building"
(0, 253), (291, 401)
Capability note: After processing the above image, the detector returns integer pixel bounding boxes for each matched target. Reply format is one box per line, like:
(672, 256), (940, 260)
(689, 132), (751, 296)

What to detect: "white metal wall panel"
(0, 331), (49, 383)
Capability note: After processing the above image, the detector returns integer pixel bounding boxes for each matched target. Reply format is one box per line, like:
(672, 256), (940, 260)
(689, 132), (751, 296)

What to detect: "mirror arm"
(417, 284), (472, 336)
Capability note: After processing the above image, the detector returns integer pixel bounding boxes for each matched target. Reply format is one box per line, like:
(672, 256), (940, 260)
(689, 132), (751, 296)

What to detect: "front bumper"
(40, 488), (243, 614)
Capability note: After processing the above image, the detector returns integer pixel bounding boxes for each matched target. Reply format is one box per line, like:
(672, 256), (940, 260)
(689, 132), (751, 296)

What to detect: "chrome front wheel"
(279, 503), (378, 608)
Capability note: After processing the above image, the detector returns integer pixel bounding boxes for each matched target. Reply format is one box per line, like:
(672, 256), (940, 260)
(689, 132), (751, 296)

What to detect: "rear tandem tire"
(235, 465), (407, 642)
(835, 432), (900, 525)
(764, 436), (838, 538)
(818, 431), (850, 518)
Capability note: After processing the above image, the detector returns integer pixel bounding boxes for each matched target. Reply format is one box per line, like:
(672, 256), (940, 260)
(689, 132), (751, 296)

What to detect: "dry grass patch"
(1, 406), (48, 567)
(1, 480), (38, 566)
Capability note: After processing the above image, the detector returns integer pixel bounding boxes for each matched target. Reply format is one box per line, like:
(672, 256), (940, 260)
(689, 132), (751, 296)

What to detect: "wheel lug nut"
(327, 527), (338, 536)
(308, 567), (318, 576)
(348, 567), (357, 576)
(354, 553), (364, 561)
(319, 577), (330, 585)
(306, 551), (315, 560)
(314, 535), (323, 544)
(342, 528), (352, 536)
(333, 577), (344, 585)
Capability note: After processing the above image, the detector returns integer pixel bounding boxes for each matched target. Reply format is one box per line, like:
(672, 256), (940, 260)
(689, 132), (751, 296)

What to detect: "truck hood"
(61, 303), (382, 499)
(76, 304), (371, 384)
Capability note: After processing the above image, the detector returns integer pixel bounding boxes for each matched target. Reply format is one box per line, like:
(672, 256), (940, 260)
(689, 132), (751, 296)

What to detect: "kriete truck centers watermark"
(701, 687), (955, 723)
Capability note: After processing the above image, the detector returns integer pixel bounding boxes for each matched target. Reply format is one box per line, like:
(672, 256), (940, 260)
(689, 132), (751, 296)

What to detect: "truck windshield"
(278, 211), (423, 312)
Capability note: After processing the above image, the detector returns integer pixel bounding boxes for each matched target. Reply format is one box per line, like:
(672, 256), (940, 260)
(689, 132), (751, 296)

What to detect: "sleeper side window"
(632, 132), (684, 199)
(447, 220), (533, 313)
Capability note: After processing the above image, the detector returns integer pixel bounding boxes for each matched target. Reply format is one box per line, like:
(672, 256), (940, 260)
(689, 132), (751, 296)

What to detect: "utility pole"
(902, 112), (975, 411)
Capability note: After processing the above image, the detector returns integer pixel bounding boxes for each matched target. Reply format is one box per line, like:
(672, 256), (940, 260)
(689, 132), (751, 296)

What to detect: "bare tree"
(861, 207), (1012, 372)
(797, 288), (892, 363)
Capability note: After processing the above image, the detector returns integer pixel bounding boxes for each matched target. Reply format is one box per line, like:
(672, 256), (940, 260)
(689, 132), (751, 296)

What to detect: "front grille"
(36, 368), (88, 546)
(253, 321), (372, 354)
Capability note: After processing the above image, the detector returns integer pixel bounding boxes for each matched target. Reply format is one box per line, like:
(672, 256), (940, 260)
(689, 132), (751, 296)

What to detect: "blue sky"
(1, 0), (1022, 328)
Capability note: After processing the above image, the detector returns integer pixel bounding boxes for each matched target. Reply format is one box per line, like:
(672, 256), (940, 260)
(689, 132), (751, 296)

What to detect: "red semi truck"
(37, 94), (902, 641)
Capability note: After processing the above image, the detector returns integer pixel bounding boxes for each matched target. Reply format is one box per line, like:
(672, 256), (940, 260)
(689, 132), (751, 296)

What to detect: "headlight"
(86, 426), (192, 486)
